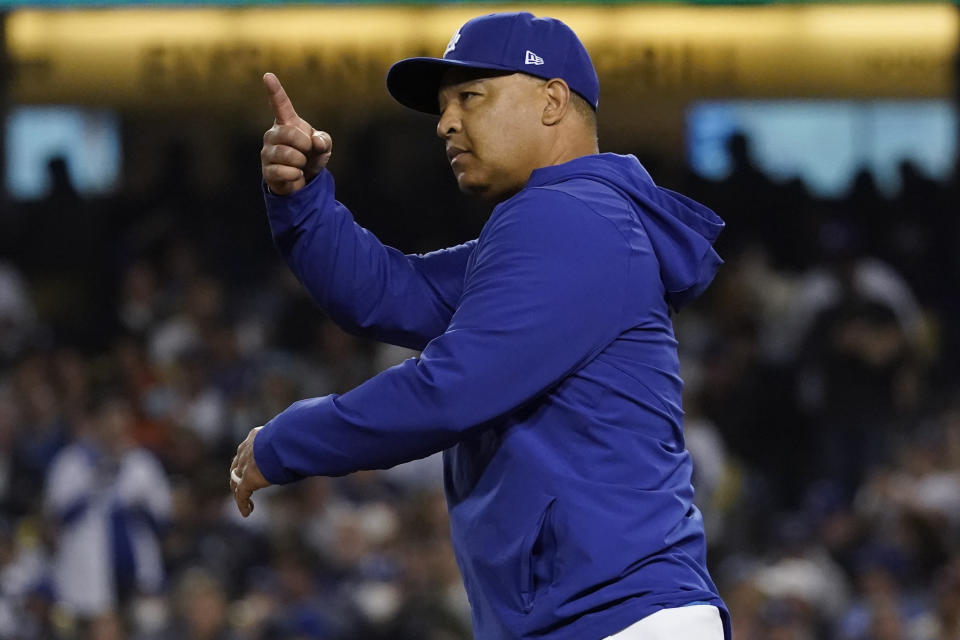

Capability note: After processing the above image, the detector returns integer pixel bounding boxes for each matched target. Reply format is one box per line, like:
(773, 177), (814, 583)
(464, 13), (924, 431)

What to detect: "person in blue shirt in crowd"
(231, 12), (730, 639)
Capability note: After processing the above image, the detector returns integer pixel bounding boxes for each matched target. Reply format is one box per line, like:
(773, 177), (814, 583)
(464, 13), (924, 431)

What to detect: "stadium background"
(0, 1), (959, 638)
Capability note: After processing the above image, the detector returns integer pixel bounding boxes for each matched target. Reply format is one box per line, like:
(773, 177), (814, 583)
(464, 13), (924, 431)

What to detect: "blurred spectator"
(139, 567), (239, 640)
(118, 262), (161, 337)
(0, 262), (37, 363)
(0, 516), (55, 640)
(776, 227), (923, 364)
(149, 275), (224, 369)
(44, 395), (171, 619)
(10, 354), (72, 517)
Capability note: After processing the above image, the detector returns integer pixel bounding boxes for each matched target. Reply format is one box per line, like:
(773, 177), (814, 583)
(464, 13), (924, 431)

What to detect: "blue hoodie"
(256, 153), (730, 639)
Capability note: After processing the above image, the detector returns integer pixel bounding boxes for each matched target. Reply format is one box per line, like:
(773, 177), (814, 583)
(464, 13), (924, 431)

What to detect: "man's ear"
(542, 78), (571, 126)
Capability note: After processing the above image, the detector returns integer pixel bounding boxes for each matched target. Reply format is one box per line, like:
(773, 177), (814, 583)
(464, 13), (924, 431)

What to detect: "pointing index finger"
(264, 72), (299, 125)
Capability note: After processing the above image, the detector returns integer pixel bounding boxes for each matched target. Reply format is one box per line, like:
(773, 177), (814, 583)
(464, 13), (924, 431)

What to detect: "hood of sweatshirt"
(527, 153), (724, 310)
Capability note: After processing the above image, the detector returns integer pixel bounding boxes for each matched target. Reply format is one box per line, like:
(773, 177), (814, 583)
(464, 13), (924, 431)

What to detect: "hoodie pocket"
(520, 497), (557, 613)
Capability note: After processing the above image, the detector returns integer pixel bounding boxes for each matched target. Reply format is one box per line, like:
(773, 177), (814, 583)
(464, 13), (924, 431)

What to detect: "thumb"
(304, 131), (333, 181)
(312, 130), (332, 156)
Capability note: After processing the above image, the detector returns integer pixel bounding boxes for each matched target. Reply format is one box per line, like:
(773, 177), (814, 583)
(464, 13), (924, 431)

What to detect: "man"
(46, 395), (171, 618)
(231, 11), (730, 639)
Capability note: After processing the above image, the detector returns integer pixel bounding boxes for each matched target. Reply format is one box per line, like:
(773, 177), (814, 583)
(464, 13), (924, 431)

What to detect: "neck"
(485, 130), (599, 204)
(545, 127), (599, 167)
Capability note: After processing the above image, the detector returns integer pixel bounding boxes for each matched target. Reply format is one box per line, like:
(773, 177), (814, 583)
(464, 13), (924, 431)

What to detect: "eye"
(460, 91), (481, 102)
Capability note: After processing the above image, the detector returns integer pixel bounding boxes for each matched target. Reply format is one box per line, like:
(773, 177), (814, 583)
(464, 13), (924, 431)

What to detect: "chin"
(456, 174), (511, 202)
(460, 183), (510, 202)
(456, 173), (488, 196)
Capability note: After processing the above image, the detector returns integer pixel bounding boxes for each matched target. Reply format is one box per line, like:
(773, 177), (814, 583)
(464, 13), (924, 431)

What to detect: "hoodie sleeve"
(253, 188), (629, 483)
(264, 171), (475, 350)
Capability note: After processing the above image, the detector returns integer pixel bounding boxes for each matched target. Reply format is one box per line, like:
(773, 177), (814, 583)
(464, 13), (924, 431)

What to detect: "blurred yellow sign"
(6, 4), (958, 112)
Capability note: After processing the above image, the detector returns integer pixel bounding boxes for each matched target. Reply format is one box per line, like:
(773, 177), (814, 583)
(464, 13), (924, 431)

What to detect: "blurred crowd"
(0, 117), (958, 640)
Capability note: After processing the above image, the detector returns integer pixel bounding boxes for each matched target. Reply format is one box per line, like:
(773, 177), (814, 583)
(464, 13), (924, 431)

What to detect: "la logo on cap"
(524, 50), (545, 65)
(444, 32), (461, 56)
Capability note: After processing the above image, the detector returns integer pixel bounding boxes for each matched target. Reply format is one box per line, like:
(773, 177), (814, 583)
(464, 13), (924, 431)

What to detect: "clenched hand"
(229, 426), (271, 517)
(260, 72), (333, 195)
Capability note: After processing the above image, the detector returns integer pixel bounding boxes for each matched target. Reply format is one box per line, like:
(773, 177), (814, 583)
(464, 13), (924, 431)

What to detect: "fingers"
(300, 131), (333, 181)
(261, 139), (309, 185)
(235, 478), (255, 517)
(264, 72), (299, 126)
(230, 427), (267, 518)
(262, 124), (313, 194)
(231, 453), (255, 517)
(263, 164), (304, 185)
(261, 143), (309, 169)
(264, 124), (313, 154)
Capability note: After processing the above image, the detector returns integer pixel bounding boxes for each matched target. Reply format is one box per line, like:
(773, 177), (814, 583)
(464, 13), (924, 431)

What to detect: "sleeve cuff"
(262, 170), (334, 236)
(262, 169), (329, 204)
(253, 423), (301, 485)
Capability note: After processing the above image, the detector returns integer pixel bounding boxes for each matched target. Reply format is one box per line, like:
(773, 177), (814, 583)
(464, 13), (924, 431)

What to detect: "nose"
(436, 103), (461, 139)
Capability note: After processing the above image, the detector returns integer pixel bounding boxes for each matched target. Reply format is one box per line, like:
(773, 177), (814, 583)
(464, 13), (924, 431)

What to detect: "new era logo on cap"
(524, 50), (545, 65)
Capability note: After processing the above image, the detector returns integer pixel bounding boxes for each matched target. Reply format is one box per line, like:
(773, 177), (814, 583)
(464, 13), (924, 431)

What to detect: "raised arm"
(265, 174), (474, 349)
(260, 73), (471, 349)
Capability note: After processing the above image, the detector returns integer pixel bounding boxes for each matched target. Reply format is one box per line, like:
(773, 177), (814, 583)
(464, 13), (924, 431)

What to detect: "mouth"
(446, 146), (468, 164)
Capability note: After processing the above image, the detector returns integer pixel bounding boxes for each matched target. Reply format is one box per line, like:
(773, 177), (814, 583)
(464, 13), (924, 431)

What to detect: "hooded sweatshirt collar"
(525, 153), (725, 311)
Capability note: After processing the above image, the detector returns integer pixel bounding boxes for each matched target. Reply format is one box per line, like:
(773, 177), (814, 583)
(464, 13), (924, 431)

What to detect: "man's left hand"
(229, 426), (271, 517)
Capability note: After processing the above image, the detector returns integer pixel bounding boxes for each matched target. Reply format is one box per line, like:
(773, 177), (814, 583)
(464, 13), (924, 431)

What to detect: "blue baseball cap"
(386, 12), (599, 115)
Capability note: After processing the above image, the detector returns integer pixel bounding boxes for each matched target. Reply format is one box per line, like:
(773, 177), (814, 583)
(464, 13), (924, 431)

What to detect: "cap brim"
(386, 57), (516, 115)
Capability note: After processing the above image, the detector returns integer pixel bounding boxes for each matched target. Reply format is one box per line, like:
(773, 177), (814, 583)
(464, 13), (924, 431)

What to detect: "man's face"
(437, 68), (548, 201)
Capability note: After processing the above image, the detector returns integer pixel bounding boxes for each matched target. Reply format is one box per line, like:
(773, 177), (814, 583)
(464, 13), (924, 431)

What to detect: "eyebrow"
(439, 78), (486, 107)
(444, 77), (489, 92)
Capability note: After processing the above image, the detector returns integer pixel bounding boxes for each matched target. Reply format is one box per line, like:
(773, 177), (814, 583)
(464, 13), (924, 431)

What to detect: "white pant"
(604, 605), (724, 640)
